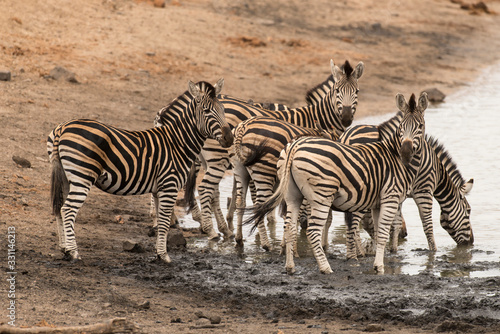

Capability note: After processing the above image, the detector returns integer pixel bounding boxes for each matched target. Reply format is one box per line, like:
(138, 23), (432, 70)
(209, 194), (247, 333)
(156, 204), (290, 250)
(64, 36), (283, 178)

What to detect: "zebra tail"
(182, 162), (198, 213)
(49, 129), (68, 216)
(244, 140), (299, 234)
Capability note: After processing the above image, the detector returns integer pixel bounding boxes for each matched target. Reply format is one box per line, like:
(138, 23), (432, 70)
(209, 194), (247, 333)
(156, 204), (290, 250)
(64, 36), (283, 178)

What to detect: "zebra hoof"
(208, 231), (220, 240)
(62, 250), (81, 262)
(320, 267), (333, 275)
(286, 266), (296, 275)
(157, 253), (172, 264)
(373, 265), (385, 275)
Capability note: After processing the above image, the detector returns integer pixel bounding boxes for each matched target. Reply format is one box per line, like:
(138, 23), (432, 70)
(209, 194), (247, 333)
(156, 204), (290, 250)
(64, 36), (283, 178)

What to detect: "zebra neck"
(156, 106), (206, 160)
(290, 92), (344, 134)
(433, 164), (459, 207)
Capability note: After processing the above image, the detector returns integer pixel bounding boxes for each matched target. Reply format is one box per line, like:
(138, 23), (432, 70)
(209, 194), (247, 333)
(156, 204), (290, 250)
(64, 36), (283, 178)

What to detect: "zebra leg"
(284, 197), (302, 275)
(233, 165), (250, 246)
(211, 186), (233, 239)
(150, 193), (159, 228)
(372, 200), (399, 274)
(225, 178), (237, 232)
(389, 207), (403, 253)
(306, 204), (333, 274)
(321, 209), (332, 251)
(197, 160), (230, 240)
(345, 211), (365, 260)
(413, 192), (436, 251)
(59, 182), (93, 261)
(155, 191), (177, 263)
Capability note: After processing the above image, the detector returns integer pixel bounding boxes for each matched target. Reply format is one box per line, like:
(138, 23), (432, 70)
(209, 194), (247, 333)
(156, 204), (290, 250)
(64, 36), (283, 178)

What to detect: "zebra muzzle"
(219, 125), (234, 148)
(341, 106), (353, 128)
(400, 140), (413, 165)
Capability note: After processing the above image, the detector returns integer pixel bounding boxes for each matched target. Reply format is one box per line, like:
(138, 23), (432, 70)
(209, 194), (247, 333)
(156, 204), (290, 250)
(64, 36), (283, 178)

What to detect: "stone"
(153, 0), (165, 8)
(167, 228), (187, 250)
(0, 70), (12, 81)
(209, 315), (221, 324)
(122, 240), (145, 253)
(49, 66), (79, 83)
(12, 156), (31, 168)
(422, 88), (446, 103)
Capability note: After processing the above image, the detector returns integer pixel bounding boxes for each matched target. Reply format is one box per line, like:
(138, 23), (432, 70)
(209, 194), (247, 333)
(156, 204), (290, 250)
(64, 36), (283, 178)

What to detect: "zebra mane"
(156, 81), (216, 123)
(425, 135), (465, 188)
(377, 111), (403, 141)
(342, 60), (353, 78)
(305, 74), (335, 105)
(408, 93), (417, 113)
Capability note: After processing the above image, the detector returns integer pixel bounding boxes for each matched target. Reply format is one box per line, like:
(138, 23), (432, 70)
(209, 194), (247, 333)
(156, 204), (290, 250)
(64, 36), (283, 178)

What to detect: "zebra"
(47, 79), (233, 263)
(247, 92), (428, 274)
(176, 60), (364, 240)
(230, 116), (338, 249)
(339, 118), (474, 260)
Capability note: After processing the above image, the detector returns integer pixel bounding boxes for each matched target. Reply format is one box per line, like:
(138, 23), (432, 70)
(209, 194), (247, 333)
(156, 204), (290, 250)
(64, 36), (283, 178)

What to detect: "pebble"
(12, 155), (31, 168)
(122, 240), (145, 253)
(49, 66), (79, 83)
(0, 70), (11, 81)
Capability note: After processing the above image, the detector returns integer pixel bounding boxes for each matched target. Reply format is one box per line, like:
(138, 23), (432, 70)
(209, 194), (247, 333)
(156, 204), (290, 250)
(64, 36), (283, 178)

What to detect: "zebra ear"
(215, 78), (224, 95)
(418, 92), (429, 113)
(461, 178), (474, 195)
(331, 59), (342, 82)
(395, 93), (407, 111)
(188, 80), (201, 101)
(353, 61), (364, 80)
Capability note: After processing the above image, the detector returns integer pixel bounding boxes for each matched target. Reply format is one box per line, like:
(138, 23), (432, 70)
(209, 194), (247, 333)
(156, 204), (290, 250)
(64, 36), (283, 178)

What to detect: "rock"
(167, 228), (187, 250)
(364, 323), (385, 332)
(12, 155), (31, 168)
(422, 88), (446, 103)
(195, 318), (211, 326)
(0, 70), (12, 81)
(153, 0), (165, 8)
(122, 240), (145, 253)
(137, 301), (151, 309)
(209, 315), (221, 324)
(49, 66), (79, 83)
(194, 311), (206, 318)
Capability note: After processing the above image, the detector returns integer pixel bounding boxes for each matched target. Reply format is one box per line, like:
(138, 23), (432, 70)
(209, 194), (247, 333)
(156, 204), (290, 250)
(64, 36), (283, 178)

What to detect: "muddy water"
(184, 64), (500, 278)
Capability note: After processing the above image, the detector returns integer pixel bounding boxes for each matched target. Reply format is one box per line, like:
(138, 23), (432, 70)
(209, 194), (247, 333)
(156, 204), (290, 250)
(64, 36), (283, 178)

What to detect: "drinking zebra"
(47, 79), (232, 263)
(230, 116), (338, 249)
(339, 117), (474, 260)
(248, 92), (428, 274)
(176, 60), (364, 239)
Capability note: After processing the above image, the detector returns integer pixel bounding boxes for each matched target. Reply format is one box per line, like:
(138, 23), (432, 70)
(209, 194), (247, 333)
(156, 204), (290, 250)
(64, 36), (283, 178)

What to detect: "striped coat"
(47, 79), (232, 263)
(248, 93), (428, 274)
(176, 60), (364, 239)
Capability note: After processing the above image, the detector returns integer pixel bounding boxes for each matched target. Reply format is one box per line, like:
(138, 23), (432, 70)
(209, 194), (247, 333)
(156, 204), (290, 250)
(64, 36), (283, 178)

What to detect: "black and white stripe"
(47, 79), (232, 263)
(231, 116), (337, 249)
(247, 93), (428, 274)
(180, 60), (364, 239)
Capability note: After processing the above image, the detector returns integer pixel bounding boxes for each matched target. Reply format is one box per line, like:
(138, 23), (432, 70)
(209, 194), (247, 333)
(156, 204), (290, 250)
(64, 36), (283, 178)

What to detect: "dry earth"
(1, 0), (500, 333)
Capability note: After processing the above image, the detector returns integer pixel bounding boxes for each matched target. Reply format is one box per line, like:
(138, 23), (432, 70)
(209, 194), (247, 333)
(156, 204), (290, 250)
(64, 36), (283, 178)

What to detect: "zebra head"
(188, 79), (233, 148)
(330, 59), (364, 128)
(441, 178), (474, 246)
(395, 92), (428, 165)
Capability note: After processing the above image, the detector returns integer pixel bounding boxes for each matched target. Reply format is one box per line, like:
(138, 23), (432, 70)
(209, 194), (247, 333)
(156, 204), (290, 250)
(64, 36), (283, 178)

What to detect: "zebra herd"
(47, 59), (474, 275)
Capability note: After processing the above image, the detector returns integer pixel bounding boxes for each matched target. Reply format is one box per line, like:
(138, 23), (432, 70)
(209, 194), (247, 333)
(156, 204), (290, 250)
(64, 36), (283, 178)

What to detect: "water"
(184, 63), (500, 277)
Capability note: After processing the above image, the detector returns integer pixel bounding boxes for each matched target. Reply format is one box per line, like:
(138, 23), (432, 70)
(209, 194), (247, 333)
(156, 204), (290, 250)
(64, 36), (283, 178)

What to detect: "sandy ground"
(1, 0), (500, 333)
